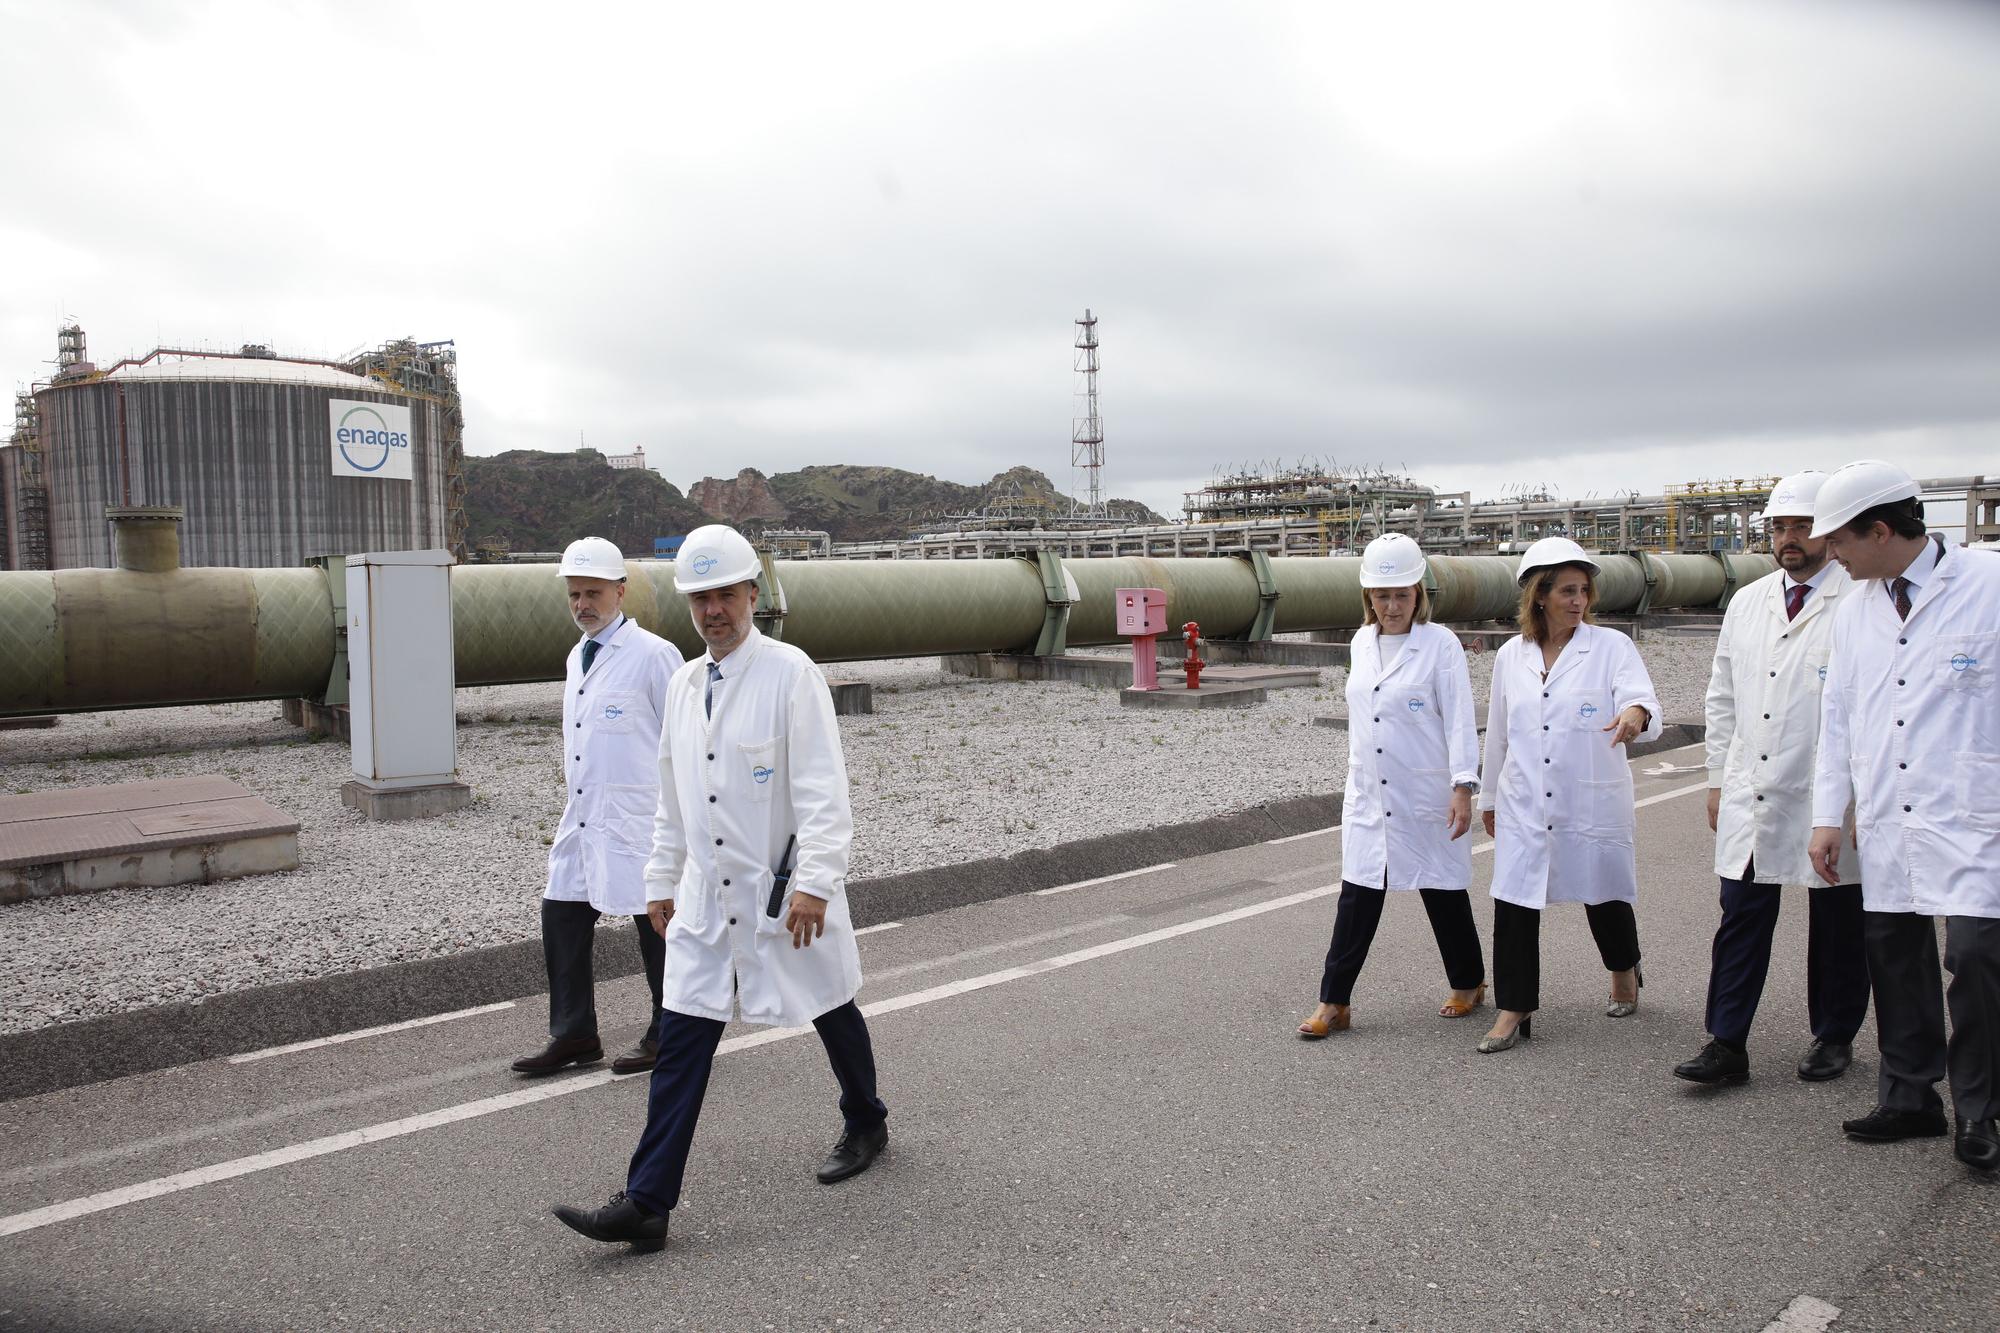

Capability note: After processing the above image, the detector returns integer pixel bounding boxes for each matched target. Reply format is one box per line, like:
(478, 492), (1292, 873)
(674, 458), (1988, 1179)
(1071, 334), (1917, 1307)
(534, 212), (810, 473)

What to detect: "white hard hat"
(1514, 536), (1599, 586)
(1358, 533), (1427, 588)
(673, 524), (762, 593)
(559, 536), (626, 580)
(1809, 459), (1919, 538)
(1761, 470), (1828, 521)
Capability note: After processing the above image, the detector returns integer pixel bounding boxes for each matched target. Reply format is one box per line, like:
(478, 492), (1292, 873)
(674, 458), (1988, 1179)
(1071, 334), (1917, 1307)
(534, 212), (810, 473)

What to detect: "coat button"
(1373, 685), (1379, 692)
(709, 795), (717, 803)
(1546, 824), (1553, 831)
(1899, 762), (1908, 770)
(577, 688), (584, 695)
(574, 756), (580, 762)
(574, 722), (581, 728)
(1380, 778), (1388, 785)
(1899, 638), (1908, 645)
(1762, 713), (1770, 720)
(729, 916), (737, 926)
(707, 753), (715, 760)
(715, 838), (723, 846)
(1756, 795), (1764, 802)
(1543, 758), (1550, 764)
(1759, 755), (1767, 762)
(1896, 719), (1905, 726)
(1373, 717), (1379, 723)
(1903, 805), (1912, 813)
(1542, 692), (1549, 698)
(1769, 671), (1776, 678)
(1375, 748), (1382, 754)
(723, 878), (731, 886)
(1545, 792), (1552, 798)
(1385, 811), (1392, 817)
(575, 788), (582, 795)
(580, 821), (587, 828)
(1543, 725), (1550, 731)
(1897, 679), (1905, 686)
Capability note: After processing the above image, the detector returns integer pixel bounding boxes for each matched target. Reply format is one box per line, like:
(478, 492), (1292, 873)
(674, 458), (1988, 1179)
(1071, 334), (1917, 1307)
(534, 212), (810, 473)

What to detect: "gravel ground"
(0, 631), (1719, 1034)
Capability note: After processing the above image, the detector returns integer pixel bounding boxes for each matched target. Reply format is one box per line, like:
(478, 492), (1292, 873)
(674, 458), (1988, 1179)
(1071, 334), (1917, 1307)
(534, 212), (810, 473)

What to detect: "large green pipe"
(0, 521), (1774, 715)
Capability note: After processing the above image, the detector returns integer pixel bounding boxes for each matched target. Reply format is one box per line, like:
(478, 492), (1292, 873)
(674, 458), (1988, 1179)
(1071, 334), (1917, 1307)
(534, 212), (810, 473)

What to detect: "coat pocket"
(1580, 778), (1632, 839)
(589, 691), (640, 734)
(602, 784), (658, 857)
(1937, 634), (1994, 694)
(1957, 752), (2000, 832)
(738, 736), (781, 804)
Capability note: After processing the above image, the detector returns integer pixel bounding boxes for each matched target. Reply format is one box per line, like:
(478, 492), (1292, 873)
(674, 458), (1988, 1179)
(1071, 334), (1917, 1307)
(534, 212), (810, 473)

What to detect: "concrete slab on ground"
(944, 652), (1319, 691)
(1120, 681), (1267, 709)
(0, 776), (299, 904)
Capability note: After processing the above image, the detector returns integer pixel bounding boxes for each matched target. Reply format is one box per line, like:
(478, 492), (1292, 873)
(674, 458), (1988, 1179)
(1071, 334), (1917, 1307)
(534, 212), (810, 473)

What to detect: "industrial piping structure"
(0, 510), (1775, 717)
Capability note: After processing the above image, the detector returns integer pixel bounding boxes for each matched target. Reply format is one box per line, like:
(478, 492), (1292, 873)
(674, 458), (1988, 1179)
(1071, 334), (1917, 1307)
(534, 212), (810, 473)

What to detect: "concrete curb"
(0, 790), (1343, 1103)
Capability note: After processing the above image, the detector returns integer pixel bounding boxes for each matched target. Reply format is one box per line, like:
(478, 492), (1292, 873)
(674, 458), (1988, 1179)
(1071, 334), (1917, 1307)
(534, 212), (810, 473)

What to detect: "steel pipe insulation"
(0, 541), (1773, 715)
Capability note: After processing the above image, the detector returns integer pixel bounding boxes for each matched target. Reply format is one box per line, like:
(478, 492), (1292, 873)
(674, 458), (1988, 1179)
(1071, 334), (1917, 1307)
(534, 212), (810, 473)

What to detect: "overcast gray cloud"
(3, 0), (1995, 520)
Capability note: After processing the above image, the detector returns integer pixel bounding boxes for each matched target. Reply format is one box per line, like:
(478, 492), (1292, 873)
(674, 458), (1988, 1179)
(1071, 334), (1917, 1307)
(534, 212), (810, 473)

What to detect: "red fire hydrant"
(1182, 621), (1205, 689)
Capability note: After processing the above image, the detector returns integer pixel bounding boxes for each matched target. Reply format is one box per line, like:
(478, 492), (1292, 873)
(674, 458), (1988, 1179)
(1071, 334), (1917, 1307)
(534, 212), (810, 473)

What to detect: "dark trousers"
(624, 999), (888, 1216)
(1703, 864), (1868, 1046)
(1317, 881), (1485, 1005)
(541, 898), (665, 1046)
(1864, 911), (2000, 1122)
(1491, 898), (1640, 1015)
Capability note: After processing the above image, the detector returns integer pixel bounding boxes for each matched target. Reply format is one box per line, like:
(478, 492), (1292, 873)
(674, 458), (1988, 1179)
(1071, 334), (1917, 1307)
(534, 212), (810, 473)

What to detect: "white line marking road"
(1032, 862), (1176, 896)
(1265, 828), (1331, 845)
(853, 922), (903, 936)
(227, 1003), (517, 1064)
(0, 882), (1332, 1240)
(1760, 1293), (1840, 1332)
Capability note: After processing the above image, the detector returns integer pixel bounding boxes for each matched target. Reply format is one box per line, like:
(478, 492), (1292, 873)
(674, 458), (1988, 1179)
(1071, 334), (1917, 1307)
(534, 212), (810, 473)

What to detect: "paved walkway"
(1, 744), (1992, 1330)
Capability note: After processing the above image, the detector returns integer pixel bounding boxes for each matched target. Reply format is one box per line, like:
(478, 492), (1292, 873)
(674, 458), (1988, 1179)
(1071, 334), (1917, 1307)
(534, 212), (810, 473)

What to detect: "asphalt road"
(1, 743), (1993, 1331)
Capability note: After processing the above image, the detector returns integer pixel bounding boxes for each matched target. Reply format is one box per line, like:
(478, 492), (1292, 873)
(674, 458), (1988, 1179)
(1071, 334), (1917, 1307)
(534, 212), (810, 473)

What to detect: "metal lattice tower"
(1069, 308), (1104, 519)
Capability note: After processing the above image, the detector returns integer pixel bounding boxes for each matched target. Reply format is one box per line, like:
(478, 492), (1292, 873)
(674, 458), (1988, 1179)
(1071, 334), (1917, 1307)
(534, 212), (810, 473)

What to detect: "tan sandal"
(1297, 1005), (1351, 1039)
(1440, 984), (1487, 1018)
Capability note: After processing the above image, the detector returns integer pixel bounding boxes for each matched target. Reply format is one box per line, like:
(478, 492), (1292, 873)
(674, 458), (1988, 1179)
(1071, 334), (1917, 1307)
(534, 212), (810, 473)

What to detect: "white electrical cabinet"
(346, 550), (457, 789)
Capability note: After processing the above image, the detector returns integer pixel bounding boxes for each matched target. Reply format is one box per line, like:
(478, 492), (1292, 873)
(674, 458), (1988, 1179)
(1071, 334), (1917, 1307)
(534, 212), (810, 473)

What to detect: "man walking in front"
(553, 523), (888, 1251)
(1809, 460), (2000, 1173)
(1675, 471), (1868, 1087)
(513, 537), (685, 1079)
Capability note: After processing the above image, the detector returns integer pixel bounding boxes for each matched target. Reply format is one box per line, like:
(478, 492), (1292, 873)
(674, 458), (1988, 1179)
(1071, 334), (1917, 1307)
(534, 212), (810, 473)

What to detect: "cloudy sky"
(4, 0), (1996, 522)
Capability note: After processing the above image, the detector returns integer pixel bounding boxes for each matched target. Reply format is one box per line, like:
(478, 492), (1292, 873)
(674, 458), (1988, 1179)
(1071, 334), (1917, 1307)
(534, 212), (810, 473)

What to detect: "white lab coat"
(544, 617), (685, 915)
(1479, 623), (1664, 910)
(1340, 623), (1481, 891)
(1812, 541), (2000, 918)
(1705, 565), (1856, 886)
(644, 627), (863, 1027)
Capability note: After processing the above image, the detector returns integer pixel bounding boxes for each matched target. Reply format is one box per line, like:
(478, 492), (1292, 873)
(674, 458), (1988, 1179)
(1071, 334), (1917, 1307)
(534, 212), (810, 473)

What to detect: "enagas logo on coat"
(1406, 696), (1426, 713)
(1578, 701), (1599, 721)
(1952, 653), (1979, 672)
(1818, 665), (1828, 681)
(752, 765), (774, 784)
(602, 703), (624, 721)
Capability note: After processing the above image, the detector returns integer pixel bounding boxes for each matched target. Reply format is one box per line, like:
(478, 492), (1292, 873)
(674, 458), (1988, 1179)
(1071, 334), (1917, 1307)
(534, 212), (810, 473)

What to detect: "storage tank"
(26, 343), (457, 569)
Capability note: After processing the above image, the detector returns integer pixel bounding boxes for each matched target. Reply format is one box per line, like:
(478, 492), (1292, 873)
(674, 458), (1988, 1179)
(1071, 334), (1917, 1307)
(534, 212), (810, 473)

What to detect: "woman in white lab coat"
(1475, 537), (1662, 1053)
(1298, 535), (1486, 1038)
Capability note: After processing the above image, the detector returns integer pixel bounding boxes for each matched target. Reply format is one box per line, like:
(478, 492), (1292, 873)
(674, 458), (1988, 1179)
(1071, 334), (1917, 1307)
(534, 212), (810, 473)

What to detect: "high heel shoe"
(1606, 963), (1644, 1018)
(1297, 1004), (1351, 1039)
(1440, 983), (1487, 1018)
(1476, 1015), (1531, 1053)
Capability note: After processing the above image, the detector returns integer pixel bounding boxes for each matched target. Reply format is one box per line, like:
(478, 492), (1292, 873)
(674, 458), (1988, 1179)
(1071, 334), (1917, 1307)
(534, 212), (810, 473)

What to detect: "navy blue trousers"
(1703, 863), (1868, 1046)
(624, 999), (887, 1216)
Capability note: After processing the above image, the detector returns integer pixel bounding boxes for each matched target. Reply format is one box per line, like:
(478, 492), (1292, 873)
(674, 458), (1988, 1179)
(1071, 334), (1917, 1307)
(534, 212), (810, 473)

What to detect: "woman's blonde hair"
(1362, 581), (1431, 627)
(1516, 564), (1598, 643)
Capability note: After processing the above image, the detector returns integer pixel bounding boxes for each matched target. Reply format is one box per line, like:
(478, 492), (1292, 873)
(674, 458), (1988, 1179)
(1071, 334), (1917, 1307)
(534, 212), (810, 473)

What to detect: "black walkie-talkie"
(765, 835), (797, 918)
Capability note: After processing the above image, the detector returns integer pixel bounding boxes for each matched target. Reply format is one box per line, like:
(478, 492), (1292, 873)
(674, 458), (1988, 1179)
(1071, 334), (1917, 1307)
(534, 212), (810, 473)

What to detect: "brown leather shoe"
(610, 1037), (659, 1076)
(1440, 984), (1487, 1018)
(512, 1036), (603, 1077)
(1297, 1005), (1351, 1039)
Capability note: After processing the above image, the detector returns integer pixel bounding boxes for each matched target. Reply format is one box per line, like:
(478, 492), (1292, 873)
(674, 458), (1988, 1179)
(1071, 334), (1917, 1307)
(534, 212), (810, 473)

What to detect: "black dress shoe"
(1674, 1039), (1749, 1086)
(1842, 1105), (1948, 1142)
(1955, 1117), (2000, 1171)
(610, 1037), (660, 1076)
(1796, 1040), (1852, 1082)
(512, 1036), (604, 1077)
(816, 1124), (888, 1184)
(553, 1191), (668, 1252)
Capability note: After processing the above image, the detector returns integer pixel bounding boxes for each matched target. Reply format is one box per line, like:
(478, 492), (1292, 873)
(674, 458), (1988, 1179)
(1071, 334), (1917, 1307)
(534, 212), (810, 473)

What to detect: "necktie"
(1890, 576), (1912, 621)
(705, 662), (721, 719)
(581, 638), (601, 675)
(1784, 584), (1808, 621)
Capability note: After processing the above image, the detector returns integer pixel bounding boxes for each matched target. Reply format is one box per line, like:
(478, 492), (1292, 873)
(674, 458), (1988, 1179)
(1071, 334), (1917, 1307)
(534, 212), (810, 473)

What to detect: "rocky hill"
(465, 452), (1167, 553)
(461, 450), (713, 556)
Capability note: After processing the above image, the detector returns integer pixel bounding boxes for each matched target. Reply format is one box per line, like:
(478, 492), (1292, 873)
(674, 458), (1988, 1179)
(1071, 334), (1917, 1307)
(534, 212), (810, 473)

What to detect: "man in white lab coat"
(1809, 460), (2000, 1172)
(1675, 472), (1868, 1087)
(513, 537), (686, 1079)
(554, 524), (887, 1252)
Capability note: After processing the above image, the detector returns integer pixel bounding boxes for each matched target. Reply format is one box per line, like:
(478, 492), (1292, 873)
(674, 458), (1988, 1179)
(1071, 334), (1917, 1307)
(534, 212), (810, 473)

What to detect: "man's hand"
(1447, 787), (1473, 841)
(1603, 705), (1649, 747)
(647, 899), (675, 938)
(1481, 809), (1496, 839)
(1706, 788), (1721, 832)
(786, 891), (828, 949)
(1808, 827), (1844, 885)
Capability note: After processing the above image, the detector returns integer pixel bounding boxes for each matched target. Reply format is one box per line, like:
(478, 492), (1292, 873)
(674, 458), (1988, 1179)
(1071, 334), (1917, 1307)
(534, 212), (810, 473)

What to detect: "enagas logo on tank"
(329, 399), (414, 480)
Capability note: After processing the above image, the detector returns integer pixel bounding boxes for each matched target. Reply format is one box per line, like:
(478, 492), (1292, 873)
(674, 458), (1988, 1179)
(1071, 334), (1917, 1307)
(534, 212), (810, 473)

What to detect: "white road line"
(227, 1003), (517, 1064)
(1032, 861), (1176, 896)
(1265, 828), (1331, 845)
(1637, 779), (1709, 809)
(853, 922), (903, 936)
(0, 881), (1333, 1240)
(1760, 1294), (1840, 1333)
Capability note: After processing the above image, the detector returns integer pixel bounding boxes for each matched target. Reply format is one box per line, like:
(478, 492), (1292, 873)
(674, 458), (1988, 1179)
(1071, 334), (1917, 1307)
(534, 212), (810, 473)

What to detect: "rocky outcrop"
(688, 468), (790, 526)
(462, 450), (713, 557)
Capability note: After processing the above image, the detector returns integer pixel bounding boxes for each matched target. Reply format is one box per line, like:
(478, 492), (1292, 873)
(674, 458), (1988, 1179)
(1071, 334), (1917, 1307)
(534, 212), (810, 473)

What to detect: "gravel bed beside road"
(0, 631), (1719, 1034)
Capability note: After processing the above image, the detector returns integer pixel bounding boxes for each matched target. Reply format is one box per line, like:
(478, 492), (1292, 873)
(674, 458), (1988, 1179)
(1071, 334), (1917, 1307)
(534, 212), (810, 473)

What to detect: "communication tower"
(1070, 308), (1105, 519)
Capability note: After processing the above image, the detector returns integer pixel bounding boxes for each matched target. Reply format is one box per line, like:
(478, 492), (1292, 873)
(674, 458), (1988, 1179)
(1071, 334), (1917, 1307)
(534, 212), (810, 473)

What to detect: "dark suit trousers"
(1317, 880), (1485, 1005)
(541, 898), (665, 1045)
(1703, 864), (1868, 1045)
(624, 1000), (888, 1216)
(1491, 898), (1640, 1016)
(1865, 911), (2000, 1122)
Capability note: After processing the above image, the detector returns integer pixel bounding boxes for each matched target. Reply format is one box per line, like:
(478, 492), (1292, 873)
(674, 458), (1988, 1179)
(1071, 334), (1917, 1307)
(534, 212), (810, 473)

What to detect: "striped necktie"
(705, 662), (721, 719)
